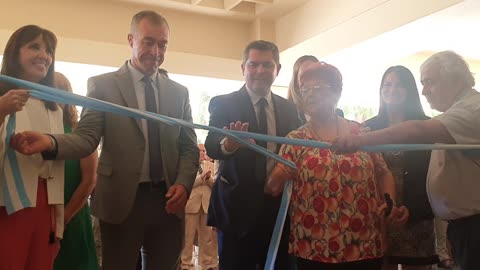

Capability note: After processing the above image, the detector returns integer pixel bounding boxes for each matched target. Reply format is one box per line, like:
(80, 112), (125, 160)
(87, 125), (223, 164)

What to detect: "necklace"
(310, 115), (340, 142)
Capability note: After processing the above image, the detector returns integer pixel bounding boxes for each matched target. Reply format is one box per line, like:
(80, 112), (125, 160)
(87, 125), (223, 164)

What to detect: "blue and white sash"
(1, 114), (32, 214)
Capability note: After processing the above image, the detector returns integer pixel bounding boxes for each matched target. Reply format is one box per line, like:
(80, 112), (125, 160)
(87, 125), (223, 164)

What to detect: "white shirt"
(221, 87), (277, 175)
(427, 89), (480, 220)
(246, 88), (277, 175)
(0, 98), (65, 237)
(127, 61), (160, 183)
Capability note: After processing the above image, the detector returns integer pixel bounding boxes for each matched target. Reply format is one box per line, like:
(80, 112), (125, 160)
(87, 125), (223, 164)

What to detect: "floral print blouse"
(277, 122), (390, 263)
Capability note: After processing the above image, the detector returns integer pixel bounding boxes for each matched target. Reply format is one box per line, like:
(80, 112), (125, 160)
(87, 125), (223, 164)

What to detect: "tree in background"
(341, 105), (376, 123)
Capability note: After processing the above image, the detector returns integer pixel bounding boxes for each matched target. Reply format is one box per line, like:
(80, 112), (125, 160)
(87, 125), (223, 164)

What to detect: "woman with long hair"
(287, 55), (319, 110)
(53, 72), (99, 270)
(0, 25), (64, 270)
(363, 66), (438, 270)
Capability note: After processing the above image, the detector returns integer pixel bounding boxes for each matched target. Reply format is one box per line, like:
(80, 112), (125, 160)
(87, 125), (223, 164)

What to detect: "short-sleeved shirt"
(427, 89), (480, 220)
(277, 122), (389, 263)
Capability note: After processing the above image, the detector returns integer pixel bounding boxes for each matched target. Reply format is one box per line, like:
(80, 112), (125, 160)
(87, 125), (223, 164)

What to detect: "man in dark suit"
(13, 10), (199, 270)
(205, 40), (300, 270)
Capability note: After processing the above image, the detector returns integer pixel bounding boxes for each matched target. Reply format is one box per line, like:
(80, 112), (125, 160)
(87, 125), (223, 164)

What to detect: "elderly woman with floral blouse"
(266, 62), (408, 270)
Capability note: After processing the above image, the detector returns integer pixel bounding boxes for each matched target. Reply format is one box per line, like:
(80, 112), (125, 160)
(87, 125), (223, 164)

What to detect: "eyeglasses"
(299, 84), (333, 96)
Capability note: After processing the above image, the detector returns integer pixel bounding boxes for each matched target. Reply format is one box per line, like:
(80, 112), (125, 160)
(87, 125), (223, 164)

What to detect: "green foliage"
(340, 105), (377, 123)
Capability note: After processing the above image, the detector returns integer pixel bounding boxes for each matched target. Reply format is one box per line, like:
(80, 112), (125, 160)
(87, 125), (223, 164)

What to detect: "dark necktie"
(257, 97), (268, 149)
(256, 97), (268, 183)
(143, 76), (163, 184)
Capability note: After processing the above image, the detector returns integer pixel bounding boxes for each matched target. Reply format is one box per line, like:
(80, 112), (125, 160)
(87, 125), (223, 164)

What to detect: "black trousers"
(217, 198), (292, 270)
(296, 257), (383, 270)
(447, 213), (480, 270)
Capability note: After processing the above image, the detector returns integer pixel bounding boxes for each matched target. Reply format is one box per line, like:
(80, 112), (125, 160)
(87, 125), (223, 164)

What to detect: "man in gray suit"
(13, 10), (199, 270)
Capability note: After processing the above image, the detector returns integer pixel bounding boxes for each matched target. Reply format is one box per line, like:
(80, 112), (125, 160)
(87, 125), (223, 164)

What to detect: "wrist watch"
(47, 134), (57, 151)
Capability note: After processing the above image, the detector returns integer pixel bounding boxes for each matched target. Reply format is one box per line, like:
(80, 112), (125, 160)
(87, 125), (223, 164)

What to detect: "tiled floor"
(190, 249), (460, 270)
(396, 265), (459, 270)
(188, 246), (461, 270)
(191, 246), (218, 270)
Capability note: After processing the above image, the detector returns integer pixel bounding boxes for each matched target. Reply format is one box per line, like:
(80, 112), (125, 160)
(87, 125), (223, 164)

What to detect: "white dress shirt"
(127, 61), (160, 183)
(220, 87), (277, 175)
(246, 88), (277, 175)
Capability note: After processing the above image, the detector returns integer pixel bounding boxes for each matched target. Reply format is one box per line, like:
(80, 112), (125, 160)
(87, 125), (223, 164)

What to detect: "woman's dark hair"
(377, 65), (427, 121)
(0, 25), (58, 110)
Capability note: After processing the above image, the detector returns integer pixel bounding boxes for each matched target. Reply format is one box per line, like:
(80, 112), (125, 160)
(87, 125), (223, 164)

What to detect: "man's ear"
(241, 63), (245, 76)
(127, 33), (134, 48)
(276, 63), (282, 76)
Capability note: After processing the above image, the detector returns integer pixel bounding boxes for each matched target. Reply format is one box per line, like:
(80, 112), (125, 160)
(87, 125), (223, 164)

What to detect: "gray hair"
(130, 10), (169, 34)
(421, 51), (475, 88)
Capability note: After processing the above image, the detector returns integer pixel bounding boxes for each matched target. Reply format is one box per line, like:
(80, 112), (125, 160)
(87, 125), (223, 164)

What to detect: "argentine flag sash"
(1, 113), (32, 214)
(0, 99), (64, 215)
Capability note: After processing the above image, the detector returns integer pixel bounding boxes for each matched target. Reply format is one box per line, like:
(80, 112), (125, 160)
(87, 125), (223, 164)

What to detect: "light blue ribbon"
(2, 114), (32, 214)
(2, 74), (480, 269)
(227, 129), (480, 152)
(265, 180), (292, 270)
(2, 75), (480, 155)
(0, 75), (296, 170)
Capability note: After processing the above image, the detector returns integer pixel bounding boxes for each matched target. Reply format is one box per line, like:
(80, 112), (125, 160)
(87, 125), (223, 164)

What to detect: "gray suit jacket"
(53, 63), (199, 223)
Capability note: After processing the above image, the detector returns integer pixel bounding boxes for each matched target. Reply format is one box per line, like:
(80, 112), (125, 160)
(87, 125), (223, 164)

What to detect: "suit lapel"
(115, 63), (142, 132)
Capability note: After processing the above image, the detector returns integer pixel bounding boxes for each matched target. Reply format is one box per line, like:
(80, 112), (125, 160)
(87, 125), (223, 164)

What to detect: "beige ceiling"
(112, 0), (311, 20)
(0, 0), (467, 82)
